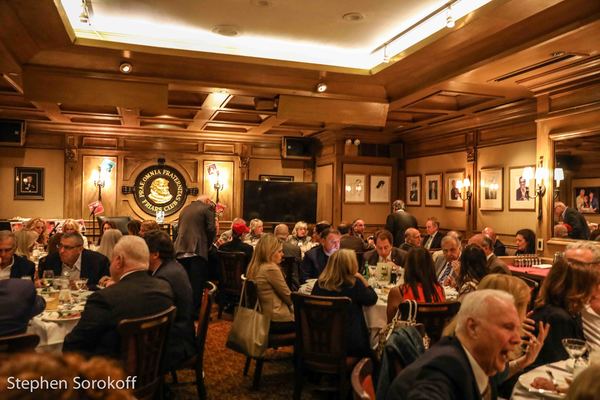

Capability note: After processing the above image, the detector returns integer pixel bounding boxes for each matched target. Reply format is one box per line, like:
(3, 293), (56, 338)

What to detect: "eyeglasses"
(58, 244), (82, 251)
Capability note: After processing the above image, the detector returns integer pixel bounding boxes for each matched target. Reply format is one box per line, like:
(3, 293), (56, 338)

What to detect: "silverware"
(546, 370), (558, 386)
(527, 387), (561, 396)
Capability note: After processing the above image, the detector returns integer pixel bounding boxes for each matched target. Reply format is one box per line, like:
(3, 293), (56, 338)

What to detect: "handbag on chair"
(226, 280), (270, 358)
(377, 300), (429, 358)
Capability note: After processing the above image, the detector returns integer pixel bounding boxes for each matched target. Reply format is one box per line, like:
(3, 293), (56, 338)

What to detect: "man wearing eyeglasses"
(39, 232), (109, 289)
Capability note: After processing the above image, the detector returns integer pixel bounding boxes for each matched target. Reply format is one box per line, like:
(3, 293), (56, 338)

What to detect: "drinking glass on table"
(562, 338), (589, 373)
(41, 270), (54, 289)
(75, 278), (88, 292)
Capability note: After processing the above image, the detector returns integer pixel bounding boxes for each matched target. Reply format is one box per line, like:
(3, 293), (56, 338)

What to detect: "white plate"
(518, 369), (568, 399)
(41, 312), (81, 322)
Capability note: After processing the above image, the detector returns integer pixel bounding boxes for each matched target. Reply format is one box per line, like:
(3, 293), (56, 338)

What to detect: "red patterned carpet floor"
(167, 309), (325, 400)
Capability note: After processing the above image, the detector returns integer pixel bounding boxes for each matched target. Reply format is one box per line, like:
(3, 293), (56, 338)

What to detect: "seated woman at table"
(14, 229), (39, 261)
(386, 247), (445, 322)
(529, 255), (600, 370)
(246, 233), (294, 333)
(312, 248), (377, 358)
(244, 218), (264, 247)
(24, 217), (47, 249)
(96, 229), (123, 260)
(62, 218), (90, 249)
(515, 228), (536, 255)
(456, 244), (489, 301)
(287, 221), (312, 248)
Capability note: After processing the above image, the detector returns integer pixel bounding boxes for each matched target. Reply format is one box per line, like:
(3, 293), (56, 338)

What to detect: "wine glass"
(562, 338), (588, 370)
(41, 270), (54, 289)
(75, 278), (88, 292)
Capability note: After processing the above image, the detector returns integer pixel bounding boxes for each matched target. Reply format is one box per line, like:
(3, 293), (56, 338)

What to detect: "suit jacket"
(39, 249), (109, 288)
(364, 247), (407, 268)
(563, 207), (590, 240)
(385, 211), (418, 248)
(174, 200), (216, 261)
(0, 279), (45, 336)
(251, 262), (293, 322)
(422, 231), (442, 250)
(487, 254), (510, 275)
(386, 336), (494, 400)
(493, 239), (507, 257)
(516, 188), (529, 201)
(219, 237), (254, 272)
(63, 270), (174, 358)
(340, 234), (369, 253)
(8, 255), (35, 280)
(434, 255), (451, 277)
(153, 259), (196, 370)
(300, 245), (328, 283)
(399, 243), (417, 253)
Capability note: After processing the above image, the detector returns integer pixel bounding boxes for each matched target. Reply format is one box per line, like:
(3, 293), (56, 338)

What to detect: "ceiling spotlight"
(212, 25), (241, 37)
(119, 62), (132, 74)
(383, 45), (391, 63)
(342, 12), (364, 22)
(316, 82), (327, 93)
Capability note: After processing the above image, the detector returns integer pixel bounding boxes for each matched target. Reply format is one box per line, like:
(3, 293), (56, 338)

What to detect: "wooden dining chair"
(398, 301), (460, 345)
(118, 306), (176, 400)
(351, 357), (375, 400)
(169, 282), (217, 400)
(0, 332), (40, 353)
(216, 250), (246, 318)
(291, 292), (354, 400)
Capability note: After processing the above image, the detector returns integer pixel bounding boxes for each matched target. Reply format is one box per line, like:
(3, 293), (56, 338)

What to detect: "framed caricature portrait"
(14, 167), (44, 200)
(424, 173), (442, 207)
(479, 167), (503, 211)
(370, 175), (390, 203)
(445, 170), (465, 209)
(405, 175), (421, 206)
(344, 174), (366, 203)
(509, 166), (535, 210)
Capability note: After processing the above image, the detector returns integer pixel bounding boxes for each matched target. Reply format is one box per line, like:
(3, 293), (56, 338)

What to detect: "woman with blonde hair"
(62, 218), (90, 249)
(244, 218), (264, 247)
(96, 229), (123, 260)
(312, 248), (377, 357)
(14, 229), (39, 261)
(25, 217), (47, 248)
(246, 233), (294, 333)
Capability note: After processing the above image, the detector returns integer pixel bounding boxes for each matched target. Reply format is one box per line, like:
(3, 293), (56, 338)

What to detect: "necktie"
(438, 262), (452, 284)
(425, 235), (433, 249)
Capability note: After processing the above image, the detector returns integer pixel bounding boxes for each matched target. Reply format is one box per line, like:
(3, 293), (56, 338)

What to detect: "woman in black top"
(515, 228), (536, 255)
(529, 255), (599, 369)
(311, 248), (377, 358)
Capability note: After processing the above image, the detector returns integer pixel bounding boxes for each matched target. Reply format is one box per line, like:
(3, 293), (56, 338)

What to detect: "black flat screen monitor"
(243, 181), (317, 223)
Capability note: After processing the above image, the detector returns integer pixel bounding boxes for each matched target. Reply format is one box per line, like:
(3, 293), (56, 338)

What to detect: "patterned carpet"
(167, 308), (325, 400)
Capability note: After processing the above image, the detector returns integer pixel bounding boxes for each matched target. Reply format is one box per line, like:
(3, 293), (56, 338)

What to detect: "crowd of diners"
(1, 196), (600, 399)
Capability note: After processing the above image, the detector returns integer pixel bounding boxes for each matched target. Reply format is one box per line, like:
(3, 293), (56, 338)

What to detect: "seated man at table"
(434, 235), (462, 284)
(482, 227), (507, 257)
(63, 236), (174, 358)
(0, 230), (35, 280)
(364, 229), (407, 270)
(386, 289), (522, 400)
(0, 278), (45, 336)
(219, 220), (254, 272)
(400, 228), (421, 252)
(468, 234), (510, 275)
(145, 230), (196, 371)
(39, 232), (109, 288)
(299, 228), (340, 283)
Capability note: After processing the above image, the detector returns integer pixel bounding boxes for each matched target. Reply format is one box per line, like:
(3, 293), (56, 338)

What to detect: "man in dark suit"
(516, 177), (530, 201)
(219, 220), (254, 272)
(300, 228), (340, 283)
(145, 230), (196, 371)
(0, 230), (36, 280)
(469, 234), (510, 275)
(274, 223), (301, 290)
(422, 217), (443, 250)
(174, 194), (216, 314)
(38, 232), (109, 287)
(434, 235), (462, 284)
(482, 227), (507, 257)
(364, 229), (407, 269)
(0, 278), (45, 336)
(386, 290), (522, 400)
(63, 236), (174, 358)
(385, 200), (418, 248)
(555, 201), (590, 240)
(399, 228), (421, 253)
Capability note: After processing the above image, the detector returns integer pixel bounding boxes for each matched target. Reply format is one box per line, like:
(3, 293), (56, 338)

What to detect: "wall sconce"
(455, 177), (473, 214)
(91, 159), (115, 201)
(523, 157), (548, 220)
(553, 167), (564, 199)
(345, 138), (361, 146)
(207, 164), (227, 204)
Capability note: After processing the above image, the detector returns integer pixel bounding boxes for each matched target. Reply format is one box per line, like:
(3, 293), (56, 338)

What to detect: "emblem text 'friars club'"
(134, 165), (188, 216)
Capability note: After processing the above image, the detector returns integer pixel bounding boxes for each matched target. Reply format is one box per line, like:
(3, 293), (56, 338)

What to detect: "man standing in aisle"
(385, 200), (418, 248)
(554, 201), (591, 240)
(174, 194), (216, 316)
